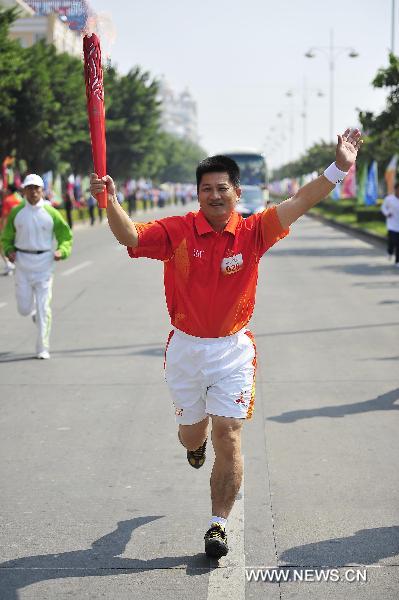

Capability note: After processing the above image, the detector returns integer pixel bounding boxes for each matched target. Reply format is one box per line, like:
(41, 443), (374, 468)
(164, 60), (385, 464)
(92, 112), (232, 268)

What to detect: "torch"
(83, 33), (107, 208)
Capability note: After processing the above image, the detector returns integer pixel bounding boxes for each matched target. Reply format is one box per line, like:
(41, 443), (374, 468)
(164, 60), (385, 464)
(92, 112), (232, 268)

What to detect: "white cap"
(23, 174), (44, 188)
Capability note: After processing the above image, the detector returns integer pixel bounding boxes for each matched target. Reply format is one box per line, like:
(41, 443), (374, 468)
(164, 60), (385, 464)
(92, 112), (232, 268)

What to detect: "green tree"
(358, 53), (399, 169)
(271, 141), (335, 181)
(0, 8), (92, 175)
(105, 66), (163, 180)
(0, 8), (29, 158)
(156, 132), (206, 182)
(12, 41), (89, 173)
(0, 11), (204, 183)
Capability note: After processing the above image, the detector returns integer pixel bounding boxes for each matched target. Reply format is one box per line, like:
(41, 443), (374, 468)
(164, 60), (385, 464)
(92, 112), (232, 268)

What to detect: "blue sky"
(88, 0), (396, 168)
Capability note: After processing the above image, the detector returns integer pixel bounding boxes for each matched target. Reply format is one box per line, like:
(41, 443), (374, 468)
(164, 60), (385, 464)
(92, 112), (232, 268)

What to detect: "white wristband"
(323, 162), (348, 185)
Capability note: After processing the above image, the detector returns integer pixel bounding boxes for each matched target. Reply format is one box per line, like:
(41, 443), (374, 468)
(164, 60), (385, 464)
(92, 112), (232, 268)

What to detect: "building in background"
(8, 12), (81, 56)
(24, 0), (92, 31)
(8, 12), (82, 56)
(0, 0), (34, 17)
(158, 78), (199, 144)
(1, 0), (94, 57)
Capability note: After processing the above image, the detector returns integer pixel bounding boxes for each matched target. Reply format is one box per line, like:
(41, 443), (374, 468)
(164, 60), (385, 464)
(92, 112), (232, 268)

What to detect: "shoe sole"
(205, 539), (229, 559)
(187, 452), (206, 469)
(178, 431), (207, 469)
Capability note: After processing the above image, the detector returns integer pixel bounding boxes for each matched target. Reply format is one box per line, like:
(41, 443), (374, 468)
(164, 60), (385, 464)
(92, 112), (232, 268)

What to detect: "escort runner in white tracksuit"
(381, 182), (399, 266)
(2, 174), (73, 359)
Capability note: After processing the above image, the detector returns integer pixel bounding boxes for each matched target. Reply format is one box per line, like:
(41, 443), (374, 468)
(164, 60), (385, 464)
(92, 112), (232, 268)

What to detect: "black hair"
(8, 183), (18, 193)
(196, 155), (240, 191)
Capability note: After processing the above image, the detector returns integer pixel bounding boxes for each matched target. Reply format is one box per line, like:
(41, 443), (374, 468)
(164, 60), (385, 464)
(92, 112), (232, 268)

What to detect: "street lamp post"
(264, 116), (287, 171)
(301, 79), (324, 152)
(276, 112), (287, 166)
(305, 29), (358, 142)
(285, 84), (324, 156)
(285, 90), (294, 161)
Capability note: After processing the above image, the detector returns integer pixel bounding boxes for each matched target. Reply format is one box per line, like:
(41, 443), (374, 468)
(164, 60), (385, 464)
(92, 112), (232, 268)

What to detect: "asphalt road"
(1, 202), (398, 599)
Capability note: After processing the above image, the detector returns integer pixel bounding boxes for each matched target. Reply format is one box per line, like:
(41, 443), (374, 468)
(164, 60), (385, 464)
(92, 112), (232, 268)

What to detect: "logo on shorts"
(221, 253), (243, 275)
(234, 391), (248, 406)
(175, 408), (184, 417)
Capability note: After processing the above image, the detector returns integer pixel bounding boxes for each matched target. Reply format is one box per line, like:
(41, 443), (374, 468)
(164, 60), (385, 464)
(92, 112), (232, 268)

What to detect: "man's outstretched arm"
(276, 128), (363, 230)
(90, 173), (138, 248)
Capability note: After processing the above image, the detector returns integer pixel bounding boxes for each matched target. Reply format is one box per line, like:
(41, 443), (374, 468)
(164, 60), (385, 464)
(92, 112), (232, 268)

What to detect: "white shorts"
(164, 327), (257, 425)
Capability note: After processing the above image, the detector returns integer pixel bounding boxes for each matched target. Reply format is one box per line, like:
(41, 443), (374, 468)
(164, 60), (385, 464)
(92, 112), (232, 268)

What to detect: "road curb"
(308, 212), (386, 248)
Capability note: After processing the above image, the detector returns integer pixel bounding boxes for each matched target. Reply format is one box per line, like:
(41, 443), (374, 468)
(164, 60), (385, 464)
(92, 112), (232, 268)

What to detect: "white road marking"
(0, 302), (7, 309)
(61, 261), (92, 277)
(207, 458), (245, 600)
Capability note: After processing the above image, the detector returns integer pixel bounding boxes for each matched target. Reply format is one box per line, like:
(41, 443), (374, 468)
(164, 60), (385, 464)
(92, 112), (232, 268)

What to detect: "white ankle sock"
(209, 516), (227, 528)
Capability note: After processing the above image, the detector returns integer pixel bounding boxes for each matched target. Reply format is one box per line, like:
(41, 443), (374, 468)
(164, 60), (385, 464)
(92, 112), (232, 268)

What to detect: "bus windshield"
(223, 153), (266, 186)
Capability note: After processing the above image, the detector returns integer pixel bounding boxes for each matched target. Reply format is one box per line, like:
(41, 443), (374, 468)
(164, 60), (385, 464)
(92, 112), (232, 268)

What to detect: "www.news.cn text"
(245, 567), (367, 583)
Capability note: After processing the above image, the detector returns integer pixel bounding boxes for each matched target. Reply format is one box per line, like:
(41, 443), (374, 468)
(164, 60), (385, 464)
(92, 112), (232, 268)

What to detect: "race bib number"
(221, 253), (243, 275)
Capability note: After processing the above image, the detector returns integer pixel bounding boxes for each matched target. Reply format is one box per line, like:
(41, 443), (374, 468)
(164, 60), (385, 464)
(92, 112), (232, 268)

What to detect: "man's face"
(24, 185), (43, 205)
(198, 172), (241, 229)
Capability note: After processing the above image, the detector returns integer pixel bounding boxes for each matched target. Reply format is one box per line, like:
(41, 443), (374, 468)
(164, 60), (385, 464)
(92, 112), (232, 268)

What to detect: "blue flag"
(364, 161), (378, 206)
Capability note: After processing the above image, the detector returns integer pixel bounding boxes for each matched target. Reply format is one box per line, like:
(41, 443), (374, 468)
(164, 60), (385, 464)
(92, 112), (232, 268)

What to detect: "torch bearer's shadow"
(0, 516), (211, 599)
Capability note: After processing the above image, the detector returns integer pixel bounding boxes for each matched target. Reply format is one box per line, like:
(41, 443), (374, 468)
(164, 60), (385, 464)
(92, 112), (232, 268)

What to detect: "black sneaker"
(178, 432), (207, 469)
(204, 523), (228, 559)
(187, 438), (207, 469)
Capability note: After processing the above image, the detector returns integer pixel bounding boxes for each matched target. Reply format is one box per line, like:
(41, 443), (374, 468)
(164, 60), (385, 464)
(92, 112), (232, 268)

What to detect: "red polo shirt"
(127, 206), (289, 337)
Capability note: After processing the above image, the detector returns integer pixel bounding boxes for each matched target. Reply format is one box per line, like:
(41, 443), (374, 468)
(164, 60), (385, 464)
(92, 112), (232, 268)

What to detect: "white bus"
(220, 149), (267, 186)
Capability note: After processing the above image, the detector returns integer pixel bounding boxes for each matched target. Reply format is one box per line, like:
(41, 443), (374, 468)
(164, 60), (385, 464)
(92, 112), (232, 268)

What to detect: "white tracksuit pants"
(15, 267), (53, 354)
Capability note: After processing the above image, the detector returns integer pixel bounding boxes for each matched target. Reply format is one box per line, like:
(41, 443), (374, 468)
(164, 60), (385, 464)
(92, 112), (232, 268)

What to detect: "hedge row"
(318, 199), (385, 223)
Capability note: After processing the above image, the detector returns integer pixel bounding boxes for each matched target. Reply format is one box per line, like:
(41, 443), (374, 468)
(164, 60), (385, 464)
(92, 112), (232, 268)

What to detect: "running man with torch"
(84, 6), (364, 564)
(90, 126), (362, 559)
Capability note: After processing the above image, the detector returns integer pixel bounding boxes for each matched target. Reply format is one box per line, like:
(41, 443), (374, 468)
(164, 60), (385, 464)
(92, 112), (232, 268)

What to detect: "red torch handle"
(83, 33), (107, 208)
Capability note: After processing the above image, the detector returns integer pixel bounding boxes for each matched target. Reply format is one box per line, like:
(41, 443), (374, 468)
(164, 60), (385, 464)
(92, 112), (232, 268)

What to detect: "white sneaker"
(36, 350), (50, 360)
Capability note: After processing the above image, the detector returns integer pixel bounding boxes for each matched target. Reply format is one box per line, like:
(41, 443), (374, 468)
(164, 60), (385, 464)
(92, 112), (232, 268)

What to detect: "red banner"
(342, 164), (357, 198)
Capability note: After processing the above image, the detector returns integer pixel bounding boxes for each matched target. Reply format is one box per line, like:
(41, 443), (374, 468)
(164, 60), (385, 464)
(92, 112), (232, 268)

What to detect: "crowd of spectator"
(0, 175), (197, 261)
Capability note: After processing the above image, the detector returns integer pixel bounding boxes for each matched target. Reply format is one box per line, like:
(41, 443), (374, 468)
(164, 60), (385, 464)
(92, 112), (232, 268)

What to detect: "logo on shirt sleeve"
(221, 253), (243, 275)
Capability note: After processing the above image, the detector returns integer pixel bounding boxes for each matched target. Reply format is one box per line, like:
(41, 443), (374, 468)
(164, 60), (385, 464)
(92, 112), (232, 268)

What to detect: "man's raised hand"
(335, 128), (363, 171)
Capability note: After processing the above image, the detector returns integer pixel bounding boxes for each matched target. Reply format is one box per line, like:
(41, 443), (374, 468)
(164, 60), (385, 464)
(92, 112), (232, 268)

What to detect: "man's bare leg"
(210, 415), (243, 518)
(178, 416), (209, 451)
(202, 415), (243, 558)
